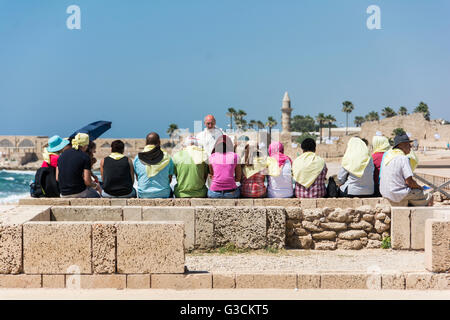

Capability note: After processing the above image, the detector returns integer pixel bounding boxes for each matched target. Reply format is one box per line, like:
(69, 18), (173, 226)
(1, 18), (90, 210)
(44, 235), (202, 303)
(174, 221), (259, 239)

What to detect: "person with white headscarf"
(371, 135), (391, 196)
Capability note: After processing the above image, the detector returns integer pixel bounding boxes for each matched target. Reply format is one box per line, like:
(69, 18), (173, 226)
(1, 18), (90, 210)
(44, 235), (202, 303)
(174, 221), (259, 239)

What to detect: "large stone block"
(214, 207), (266, 249)
(191, 199), (236, 207)
(23, 222), (92, 274)
(236, 199), (254, 206)
(0, 224), (22, 274)
(312, 231), (336, 240)
(142, 207), (195, 250)
(109, 199), (127, 206)
(42, 275), (65, 288)
(300, 199), (317, 209)
(254, 198), (301, 207)
(123, 206), (142, 221)
(0, 206), (51, 225)
(317, 198), (362, 209)
(266, 207), (286, 249)
(382, 273), (405, 290)
(78, 275), (126, 289)
(172, 199), (192, 207)
(236, 273), (297, 289)
(391, 208), (411, 250)
(405, 273), (449, 290)
(297, 274), (320, 289)
(70, 198), (111, 206)
(116, 222), (185, 274)
(0, 275), (41, 288)
(338, 230), (367, 240)
(127, 199), (174, 206)
(425, 219), (450, 273)
(51, 206), (122, 221)
(151, 273), (212, 289)
(410, 208), (449, 250)
(361, 198), (381, 207)
(285, 207), (303, 220)
(19, 198), (70, 206)
(213, 273), (236, 289)
(314, 241), (337, 250)
(127, 274), (151, 289)
(194, 207), (215, 249)
(320, 273), (371, 289)
(92, 223), (116, 274)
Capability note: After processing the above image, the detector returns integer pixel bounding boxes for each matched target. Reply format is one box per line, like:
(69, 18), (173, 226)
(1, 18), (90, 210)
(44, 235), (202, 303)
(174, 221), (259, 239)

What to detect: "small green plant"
(381, 236), (391, 249)
(216, 243), (249, 254)
(264, 246), (279, 254)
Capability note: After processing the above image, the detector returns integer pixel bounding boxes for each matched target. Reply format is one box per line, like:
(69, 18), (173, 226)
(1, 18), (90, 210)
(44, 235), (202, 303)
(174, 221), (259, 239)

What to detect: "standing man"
(196, 115), (223, 156)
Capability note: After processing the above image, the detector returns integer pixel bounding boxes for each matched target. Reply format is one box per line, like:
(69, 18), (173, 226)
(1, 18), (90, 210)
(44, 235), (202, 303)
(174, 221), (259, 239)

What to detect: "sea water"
(0, 170), (35, 204)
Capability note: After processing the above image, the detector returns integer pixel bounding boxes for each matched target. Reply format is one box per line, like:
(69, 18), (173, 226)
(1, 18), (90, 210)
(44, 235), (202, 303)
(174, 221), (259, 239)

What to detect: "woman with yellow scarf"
(371, 135), (391, 196)
(337, 137), (375, 197)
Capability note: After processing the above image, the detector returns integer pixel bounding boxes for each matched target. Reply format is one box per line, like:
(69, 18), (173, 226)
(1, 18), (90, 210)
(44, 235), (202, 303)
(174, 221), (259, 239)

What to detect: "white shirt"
(267, 160), (294, 198)
(380, 155), (413, 202)
(196, 128), (223, 156)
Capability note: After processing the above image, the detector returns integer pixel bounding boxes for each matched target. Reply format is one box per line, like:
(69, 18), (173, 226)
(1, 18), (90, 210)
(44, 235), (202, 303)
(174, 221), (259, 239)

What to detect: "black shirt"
(57, 148), (91, 196)
(103, 156), (133, 196)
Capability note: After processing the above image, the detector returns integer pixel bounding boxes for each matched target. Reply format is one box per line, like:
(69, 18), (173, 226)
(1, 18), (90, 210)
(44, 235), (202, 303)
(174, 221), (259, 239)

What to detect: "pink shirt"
(209, 152), (239, 192)
(41, 154), (59, 168)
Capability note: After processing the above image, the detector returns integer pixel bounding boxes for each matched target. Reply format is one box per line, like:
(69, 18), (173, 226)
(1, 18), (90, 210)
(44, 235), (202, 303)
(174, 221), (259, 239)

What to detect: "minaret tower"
(281, 91), (292, 133)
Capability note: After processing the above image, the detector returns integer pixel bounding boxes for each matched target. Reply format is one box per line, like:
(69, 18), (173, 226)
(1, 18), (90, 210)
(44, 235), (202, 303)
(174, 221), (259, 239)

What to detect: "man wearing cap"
(196, 115), (223, 156)
(172, 136), (209, 198)
(56, 133), (101, 198)
(380, 134), (432, 206)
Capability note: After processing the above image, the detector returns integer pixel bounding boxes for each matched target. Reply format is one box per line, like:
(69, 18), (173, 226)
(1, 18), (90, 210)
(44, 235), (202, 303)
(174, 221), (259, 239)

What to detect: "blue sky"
(1, 0), (449, 138)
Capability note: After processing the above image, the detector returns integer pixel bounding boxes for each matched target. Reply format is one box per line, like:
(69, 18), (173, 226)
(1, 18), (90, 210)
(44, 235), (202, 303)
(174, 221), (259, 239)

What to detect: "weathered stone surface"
(116, 222), (185, 274)
(0, 275), (41, 288)
(382, 273), (405, 290)
(235, 199), (253, 206)
(287, 235), (313, 249)
(70, 198), (111, 206)
(405, 273), (449, 290)
(23, 222), (92, 274)
(214, 207), (266, 249)
(92, 223), (116, 274)
(301, 220), (323, 232)
(213, 273), (236, 289)
(236, 273), (297, 289)
(327, 209), (348, 223)
(172, 199), (191, 206)
(293, 226), (309, 236)
(191, 199), (235, 207)
(362, 214), (375, 223)
(375, 212), (387, 220)
(297, 274), (320, 289)
(314, 241), (337, 250)
(109, 199), (127, 206)
(78, 275), (126, 289)
(266, 207), (286, 249)
(195, 207), (215, 249)
(0, 205), (52, 225)
(410, 208), (446, 250)
(338, 230), (367, 240)
(303, 209), (324, 221)
(346, 209), (361, 223)
(51, 206), (122, 221)
(317, 198), (357, 209)
(285, 207), (303, 220)
(123, 207), (142, 221)
(311, 231), (336, 240)
(361, 198), (381, 207)
(19, 198), (70, 206)
(300, 199), (317, 209)
(127, 274), (151, 289)
(127, 199), (174, 206)
(320, 222), (347, 231)
(348, 220), (373, 232)
(384, 216), (391, 224)
(254, 198), (302, 207)
(320, 273), (370, 289)
(143, 206), (195, 250)
(368, 233), (382, 241)
(0, 224), (22, 274)
(425, 219), (450, 273)
(355, 205), (373, 214)
(151, 273), (212, 289)
(374, 220), (390, 233)
(337, 239), (364, 250)
(360, 237), (368, 247)
(366, 239), (382, 249)
(42, 275), (65, 288)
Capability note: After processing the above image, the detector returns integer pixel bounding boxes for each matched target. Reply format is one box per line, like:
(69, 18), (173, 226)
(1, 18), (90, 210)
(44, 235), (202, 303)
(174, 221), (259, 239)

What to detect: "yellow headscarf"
(292, 152), (325, 188)
(341, 137), (371, 178)
(185, 145), (208, 165)
(109, 152), (125, 160)
(242, 156), (271, 178)
(42, 147), (57, 164)
(372, 136), (390, 154)
(72, 133), (89, 150)
(408, 150), (419, 171)
(142, 145), (171, 178)
(383, 148), (419, 172)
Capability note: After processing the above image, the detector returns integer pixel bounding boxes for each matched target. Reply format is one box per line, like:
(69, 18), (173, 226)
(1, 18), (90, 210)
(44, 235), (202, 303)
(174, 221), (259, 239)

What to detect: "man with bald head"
(133, 132), (174, 198)
(196, 115), (223, 156)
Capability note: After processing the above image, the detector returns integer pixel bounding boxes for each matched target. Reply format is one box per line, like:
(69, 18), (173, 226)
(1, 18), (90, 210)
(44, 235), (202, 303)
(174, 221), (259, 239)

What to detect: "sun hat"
(47, 135), (70, 153)
(393, 134), (414, 148)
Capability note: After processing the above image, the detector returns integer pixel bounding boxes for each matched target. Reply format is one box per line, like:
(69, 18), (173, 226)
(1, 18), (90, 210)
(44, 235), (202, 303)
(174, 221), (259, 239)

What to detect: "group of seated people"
(38, 127), (432, 207)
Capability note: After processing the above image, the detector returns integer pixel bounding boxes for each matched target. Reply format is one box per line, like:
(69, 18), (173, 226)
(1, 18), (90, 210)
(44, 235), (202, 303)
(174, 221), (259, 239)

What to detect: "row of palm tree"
(226, 107), (278, 136)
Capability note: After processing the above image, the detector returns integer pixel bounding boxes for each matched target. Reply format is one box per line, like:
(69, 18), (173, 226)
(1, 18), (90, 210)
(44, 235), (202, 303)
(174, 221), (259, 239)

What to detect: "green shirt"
(172, 149), (208, 198)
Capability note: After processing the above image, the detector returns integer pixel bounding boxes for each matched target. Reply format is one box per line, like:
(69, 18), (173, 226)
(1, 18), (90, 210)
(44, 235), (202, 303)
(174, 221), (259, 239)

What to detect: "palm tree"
(381, 107), (397, 118)
(365, 111), (380, 122)
(265, 116), (277, 139)
(226, 108), (236, 130)
(341, 101), (354, 135)
(248, 120), (257, 129)
(256, 121), (265, 130)
(325, 114), (336, 139)
(354, 116), (365, 127)
(315, 113), (327, 144)
(167, 123), (178, 144)
(398, 106), (408, 116)
(414, 102), (430, 120)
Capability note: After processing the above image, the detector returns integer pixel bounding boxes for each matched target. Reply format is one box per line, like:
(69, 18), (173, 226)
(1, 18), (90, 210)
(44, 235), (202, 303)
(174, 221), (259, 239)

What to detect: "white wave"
(0, 170), (35, 175)
(0, 192), (29, 204)
(1, 177), (15, 181)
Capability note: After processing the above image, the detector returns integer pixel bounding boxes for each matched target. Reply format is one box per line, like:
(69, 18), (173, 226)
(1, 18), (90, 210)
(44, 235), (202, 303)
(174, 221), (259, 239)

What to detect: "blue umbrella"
(69, 121), (112, 141)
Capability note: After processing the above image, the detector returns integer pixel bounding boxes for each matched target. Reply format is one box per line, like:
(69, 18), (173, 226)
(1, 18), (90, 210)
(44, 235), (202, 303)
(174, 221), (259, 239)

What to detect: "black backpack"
(326, 176), (339, 198)
(30, 166), (60, 198)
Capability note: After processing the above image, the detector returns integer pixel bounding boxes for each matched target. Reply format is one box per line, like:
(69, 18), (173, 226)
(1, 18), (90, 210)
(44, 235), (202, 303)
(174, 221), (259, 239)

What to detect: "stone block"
(0, 205), (52, 225)
(195, 207), (215, 249)
(320, 222), (347, 231)
(390, 208), (411, 250)
(366, 240), (382, 249)
(382, 273), (405, 290)
(116, 222), (184, 274)
(0, 275), (42, 288)
(23, 222), (92, 274)
(109, 199), (127, 206)
(236, 273), (297, 289)
(362, 214), (375, 223)
(348, 220), (373, 232)
(338, 230), (367, 240)
(368, 233), (382, 240)
(425, 219), (450, 273)
(297, 274), (320, 289)
(42, 275), (65, 288)
(303, 209), (324, 221)
(214, 207), (266, 249)
(78, 275), (126, 289)
(405, 273), (449, 290)
(123, 206), (142, 221)
(70, 198), (111, 206)
(92, 223), (116, 274)
(266, 207), (286, 249)
(172, 199), (192, 206)
(151, 273), (212, 289)
(387, 199), (408, 207)
(287, 234), (312, 249)
(320, 273), (371, 289)
(142, 207), (195, 250)
(127, 199), (174, 206)
(374, 220), (390, 234)
(127, 274), (151, 289)
(235, 199), (254, 206)
(190, 199), (236, 207)
(300, 199), (317, 209)
(301, 221), (323, 232)
(254, 198), (301, 207)
(317, 198), (361, 209)
(213, 273), (236, 289)
(410, 208), (441, 250)
(0, 224), (22, 274)
(285, 207), (303, 220)
(19, 198), (70, 206)
(311, 231), (336, 240)
(327, 209), (348, 223)
(314, 241), (337, 250)
(361, 198), (381, 207)
(51, 206), (122, 221)
(337, 239), (364, 250)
